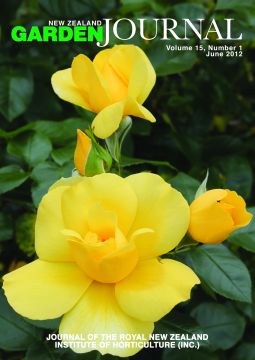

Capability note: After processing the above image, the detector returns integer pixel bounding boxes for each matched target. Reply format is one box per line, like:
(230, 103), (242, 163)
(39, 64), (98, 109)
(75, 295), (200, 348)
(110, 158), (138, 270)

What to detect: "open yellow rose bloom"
(51, 45), (156, 139)
(189, 189), (252, 244)
(3, 173), (199, 357)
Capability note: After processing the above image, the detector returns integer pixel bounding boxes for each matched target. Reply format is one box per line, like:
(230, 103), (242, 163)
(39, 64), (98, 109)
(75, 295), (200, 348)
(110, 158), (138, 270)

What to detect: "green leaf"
(0, 212), (13, 242)
(16, 213), (36, 257)
(163, 348), (219, 360)
(0, 165), (29, 194)
(191, 303), (246, 350)
(31, 161), (73, 206)
(24, 317), (61, 330)
(229, 233), (255, 253)
(31, 162), (63, 184)
(39, 0), (116, 17)
(33, 118), (88, 145)
(31, 162), (68, 207)
(235, 290), (255, 321)
(156, 51), (197, 76)
(120, 0), (167, 15)
(39, 1), (115, 21)
(39, 0), (90, 16)
(232, 343), (255, 360)
(31, 182), (51, 208)
(0, 289), (42, 351)
(180, 245), (252, 303)
(0, 67), (33, 121)
(173, 3), (206, 19)
(90, 0), (116, 14)
(169, 172), (200, 204)
(120, 0), (150, 13)
(0, 118), (87, 144)
(216, 0), (255, 10)
(52, 145), (75, 166)
(61, 349), (118, 360)
(195, 170), (209, 199)
(149, 41), (197, 76)
(8, 132), (52, 167)
(228, 207), (255, 253)
(218, 155), (253, 199)
(25, 342), (58, 360)
(155, 310), (203, 337)
(156, 310), (211, 355)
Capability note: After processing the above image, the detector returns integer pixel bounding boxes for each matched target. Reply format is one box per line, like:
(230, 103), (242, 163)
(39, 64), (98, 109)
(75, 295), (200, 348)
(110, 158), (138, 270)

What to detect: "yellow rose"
(189, 189), (252, 244)
(74, 129), (112, 176)
(51, 45), (156, 139)
(74, 129), (92, 175)
(3, 173), (199, 357)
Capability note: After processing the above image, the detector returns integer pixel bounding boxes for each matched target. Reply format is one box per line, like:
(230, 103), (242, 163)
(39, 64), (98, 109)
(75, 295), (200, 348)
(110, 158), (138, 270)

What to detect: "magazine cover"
(0, 1), (254, 359)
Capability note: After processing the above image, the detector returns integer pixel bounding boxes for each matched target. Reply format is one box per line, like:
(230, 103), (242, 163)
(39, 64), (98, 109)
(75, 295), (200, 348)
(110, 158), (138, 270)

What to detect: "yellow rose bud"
(74, 129), (112, 177)
(189, 189), (253, 244)
(74, 129), (91, 175)
(51, 45), (156, 139)
(3, 173), (199, 357)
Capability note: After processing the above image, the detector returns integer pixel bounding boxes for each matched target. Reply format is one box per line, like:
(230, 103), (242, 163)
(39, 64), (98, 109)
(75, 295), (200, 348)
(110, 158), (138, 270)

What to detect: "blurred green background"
(0, 0), (255, 359)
